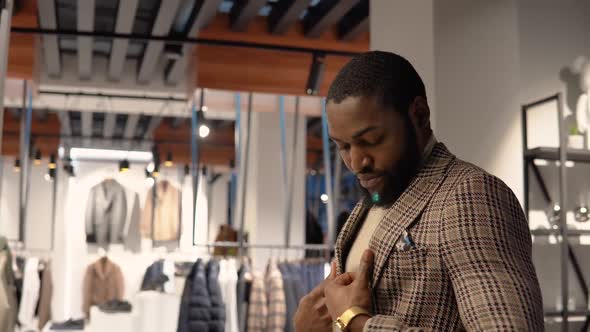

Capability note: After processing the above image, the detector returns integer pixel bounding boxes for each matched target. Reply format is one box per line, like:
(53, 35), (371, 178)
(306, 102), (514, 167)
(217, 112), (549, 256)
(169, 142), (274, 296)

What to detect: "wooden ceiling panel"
(1, 111), (61, 157)
(8, 0), (38, 79)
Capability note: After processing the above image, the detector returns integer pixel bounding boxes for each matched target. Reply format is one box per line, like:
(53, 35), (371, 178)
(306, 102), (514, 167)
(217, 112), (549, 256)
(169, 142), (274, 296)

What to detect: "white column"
(370, 0), (436, 130)
(236, 95), (306, 272)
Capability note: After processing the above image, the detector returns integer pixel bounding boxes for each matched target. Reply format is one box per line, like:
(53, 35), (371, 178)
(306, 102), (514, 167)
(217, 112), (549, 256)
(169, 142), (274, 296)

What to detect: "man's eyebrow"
(352, 126), (378, 139)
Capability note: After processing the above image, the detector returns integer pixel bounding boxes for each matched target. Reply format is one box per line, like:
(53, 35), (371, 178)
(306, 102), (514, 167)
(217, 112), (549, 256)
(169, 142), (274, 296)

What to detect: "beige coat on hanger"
(141, 180), (181, 242)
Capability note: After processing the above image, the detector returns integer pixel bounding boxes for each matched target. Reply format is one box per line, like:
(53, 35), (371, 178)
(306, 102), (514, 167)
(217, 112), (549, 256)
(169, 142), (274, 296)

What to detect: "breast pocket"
(373, 247), (430, 315)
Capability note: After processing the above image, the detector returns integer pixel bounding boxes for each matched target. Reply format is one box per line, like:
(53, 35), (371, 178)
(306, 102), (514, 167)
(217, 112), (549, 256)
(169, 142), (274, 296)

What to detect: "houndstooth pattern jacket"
(334, 143), (544, 331)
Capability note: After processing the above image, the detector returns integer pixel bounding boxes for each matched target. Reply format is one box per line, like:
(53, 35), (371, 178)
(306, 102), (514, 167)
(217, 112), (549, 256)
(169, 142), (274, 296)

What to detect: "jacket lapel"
(369, 143), (455, 288)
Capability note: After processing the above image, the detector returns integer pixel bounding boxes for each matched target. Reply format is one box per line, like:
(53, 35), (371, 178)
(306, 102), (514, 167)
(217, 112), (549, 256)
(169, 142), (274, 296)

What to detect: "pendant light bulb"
(119, 159), (130, 173)
(164, 152), (173, 167)
(34, 149), (42, 165)
(13, 159), (21, 173)
(199, 124), (210, 138)
(48, 154), (57, 169)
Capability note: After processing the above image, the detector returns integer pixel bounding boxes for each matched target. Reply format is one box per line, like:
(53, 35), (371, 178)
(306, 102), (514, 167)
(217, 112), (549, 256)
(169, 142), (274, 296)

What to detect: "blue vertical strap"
(231, 93), (242, 226)
(321, 98), (335, 247)
(190, 101), (200, 245)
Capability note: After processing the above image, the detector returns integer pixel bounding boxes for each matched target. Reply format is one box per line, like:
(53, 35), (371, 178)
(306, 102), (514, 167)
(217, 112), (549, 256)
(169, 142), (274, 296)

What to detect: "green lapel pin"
(371, 192), (380, 204)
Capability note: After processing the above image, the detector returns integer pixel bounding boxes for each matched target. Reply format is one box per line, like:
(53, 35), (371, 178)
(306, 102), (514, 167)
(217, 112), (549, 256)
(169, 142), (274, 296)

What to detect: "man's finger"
(333, 272), (356, 285)
(355, 249), (374, 288)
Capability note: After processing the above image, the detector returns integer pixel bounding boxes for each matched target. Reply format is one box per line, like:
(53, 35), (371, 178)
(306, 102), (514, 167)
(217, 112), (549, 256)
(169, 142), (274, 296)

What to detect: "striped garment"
(247, 272), (267, 332)
(335, 143), (544, 331)
(265, 261), (287, 332)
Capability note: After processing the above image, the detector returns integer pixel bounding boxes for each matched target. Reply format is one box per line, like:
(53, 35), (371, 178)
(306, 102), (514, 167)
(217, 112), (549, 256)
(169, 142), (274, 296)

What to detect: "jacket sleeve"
(115, 265), (125, 300)
(439, 173), (543, 331)
(362, 173), (544, 332)
(114, 188), (128, 242)
(85, 187), (96, 242)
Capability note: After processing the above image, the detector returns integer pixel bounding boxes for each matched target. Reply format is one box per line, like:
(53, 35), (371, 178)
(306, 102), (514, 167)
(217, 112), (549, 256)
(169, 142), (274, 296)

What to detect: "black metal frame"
(522, 93), (590, 331)
(10, 27), (362, 57)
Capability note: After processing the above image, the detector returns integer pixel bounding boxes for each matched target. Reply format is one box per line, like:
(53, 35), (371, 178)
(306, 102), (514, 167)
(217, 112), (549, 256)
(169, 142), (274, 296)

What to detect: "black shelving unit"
(523, 93), (590, 332)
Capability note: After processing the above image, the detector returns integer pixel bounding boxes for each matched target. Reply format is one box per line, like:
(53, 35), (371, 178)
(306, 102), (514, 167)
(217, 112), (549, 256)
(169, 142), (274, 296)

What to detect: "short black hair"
(327, 51), (426, 113)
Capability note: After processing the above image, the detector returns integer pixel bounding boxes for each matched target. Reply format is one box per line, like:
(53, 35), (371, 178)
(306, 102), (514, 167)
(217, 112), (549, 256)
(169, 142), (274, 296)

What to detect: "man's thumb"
(355, 249), (374, 287)
(328, 259), (337, 280)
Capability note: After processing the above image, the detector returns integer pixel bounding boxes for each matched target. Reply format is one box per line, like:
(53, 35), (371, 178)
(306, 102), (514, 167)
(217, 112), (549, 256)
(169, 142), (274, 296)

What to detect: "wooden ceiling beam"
(230, 0), (267, 31)
(303, 0), (358, 38)
(268, 0), (309, 35)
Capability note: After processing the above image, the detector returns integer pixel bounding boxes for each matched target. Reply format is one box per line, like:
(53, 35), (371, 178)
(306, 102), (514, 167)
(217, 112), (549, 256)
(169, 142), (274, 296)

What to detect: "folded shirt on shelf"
(49, 318), (85, 330)
(98, 299), (133, 313)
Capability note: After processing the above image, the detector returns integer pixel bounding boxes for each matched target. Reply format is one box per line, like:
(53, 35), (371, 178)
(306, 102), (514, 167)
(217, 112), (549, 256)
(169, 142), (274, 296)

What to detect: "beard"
(358, 118), (421, 208)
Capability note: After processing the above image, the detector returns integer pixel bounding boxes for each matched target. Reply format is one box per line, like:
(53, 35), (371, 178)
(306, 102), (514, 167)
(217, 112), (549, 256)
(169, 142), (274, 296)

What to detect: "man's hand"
(324, 250), (374, 325)
(294, 260), (337, 332)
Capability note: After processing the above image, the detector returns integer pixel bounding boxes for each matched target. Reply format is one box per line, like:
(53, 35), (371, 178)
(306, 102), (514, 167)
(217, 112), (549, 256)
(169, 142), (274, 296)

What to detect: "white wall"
(0, 156), (54, 249)
(433, 0), (522, 200)
(370, 0), (436, 130)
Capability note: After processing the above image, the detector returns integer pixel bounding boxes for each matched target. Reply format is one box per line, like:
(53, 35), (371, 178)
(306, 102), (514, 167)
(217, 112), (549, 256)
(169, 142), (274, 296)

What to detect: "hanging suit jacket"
(142, 181), (180, 242)
(334, 143), (544, 331)
(82, 257), (125, 318)
(85, 179), (128, 245)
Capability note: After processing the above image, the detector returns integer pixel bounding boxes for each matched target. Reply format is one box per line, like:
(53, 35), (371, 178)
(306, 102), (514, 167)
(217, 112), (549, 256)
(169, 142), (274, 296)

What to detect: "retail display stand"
(522, 93), (590, 332)
(86, 306), (139, 332)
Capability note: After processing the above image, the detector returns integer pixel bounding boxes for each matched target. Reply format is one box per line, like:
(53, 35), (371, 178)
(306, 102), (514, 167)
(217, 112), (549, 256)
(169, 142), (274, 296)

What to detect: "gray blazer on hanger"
(85, 179), (128, 246)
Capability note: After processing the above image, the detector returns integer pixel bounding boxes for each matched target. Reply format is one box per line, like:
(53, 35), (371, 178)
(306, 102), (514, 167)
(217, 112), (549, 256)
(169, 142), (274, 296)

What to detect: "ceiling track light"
(34, 149), (42, 165)
(164, 152), (173, 167)
(13, 159), (21, 173)
(153, 163), (160, 178)
(119, 159), (130, 173)
(48, 154), (57, 169)
(306, 53), (326, 96)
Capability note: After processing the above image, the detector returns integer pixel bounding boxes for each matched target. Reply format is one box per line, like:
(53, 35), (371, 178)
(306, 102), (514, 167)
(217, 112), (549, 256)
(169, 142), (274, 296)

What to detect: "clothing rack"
(195, 242), (331, 251)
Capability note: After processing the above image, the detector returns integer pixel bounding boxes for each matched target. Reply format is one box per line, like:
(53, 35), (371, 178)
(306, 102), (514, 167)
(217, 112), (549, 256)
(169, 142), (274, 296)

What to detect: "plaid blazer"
(335, 143), (544, 331)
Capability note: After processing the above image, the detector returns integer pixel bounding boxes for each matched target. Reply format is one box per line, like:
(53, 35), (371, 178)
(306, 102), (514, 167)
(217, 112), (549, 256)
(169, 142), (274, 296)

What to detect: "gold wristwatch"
(334, 306), (371, 332)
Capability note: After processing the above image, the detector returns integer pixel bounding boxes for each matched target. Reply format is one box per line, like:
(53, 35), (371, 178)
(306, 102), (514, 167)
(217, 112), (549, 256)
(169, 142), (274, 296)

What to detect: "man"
(294, 51), (543, 331)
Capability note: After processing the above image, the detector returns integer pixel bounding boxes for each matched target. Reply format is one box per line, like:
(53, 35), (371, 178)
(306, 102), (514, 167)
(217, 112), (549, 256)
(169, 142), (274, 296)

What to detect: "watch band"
(335, 306), (371, 331)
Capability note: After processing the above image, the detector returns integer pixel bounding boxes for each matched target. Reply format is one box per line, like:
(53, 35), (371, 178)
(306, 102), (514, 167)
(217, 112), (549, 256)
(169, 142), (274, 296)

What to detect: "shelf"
(525, 147), (590, 163)
(545, 310), (590, 318)
(531, 229), (590, 236)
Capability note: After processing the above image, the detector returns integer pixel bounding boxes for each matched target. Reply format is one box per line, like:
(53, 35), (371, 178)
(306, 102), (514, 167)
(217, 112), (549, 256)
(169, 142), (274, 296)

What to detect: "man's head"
(326, 51), (432, 207)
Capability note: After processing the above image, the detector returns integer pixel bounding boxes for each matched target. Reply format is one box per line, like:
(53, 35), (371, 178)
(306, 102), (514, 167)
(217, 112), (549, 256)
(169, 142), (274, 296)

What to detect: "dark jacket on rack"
(140, 260), (168, 292)
(206, 260), (225, 331)
(85, 179), (128, 245)
(177, 259), (225, 332)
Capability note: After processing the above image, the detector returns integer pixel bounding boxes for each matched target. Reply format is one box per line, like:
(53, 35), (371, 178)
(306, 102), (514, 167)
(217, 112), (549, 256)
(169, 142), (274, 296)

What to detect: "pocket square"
(395, 230), (417, 252)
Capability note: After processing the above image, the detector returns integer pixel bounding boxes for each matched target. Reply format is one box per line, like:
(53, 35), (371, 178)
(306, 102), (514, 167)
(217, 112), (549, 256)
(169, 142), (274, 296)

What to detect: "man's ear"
(409, 96), (431, 131)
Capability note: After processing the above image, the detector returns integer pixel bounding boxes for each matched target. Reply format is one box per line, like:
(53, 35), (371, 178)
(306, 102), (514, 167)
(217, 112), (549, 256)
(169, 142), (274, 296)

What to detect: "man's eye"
(338, 144), (351, 151)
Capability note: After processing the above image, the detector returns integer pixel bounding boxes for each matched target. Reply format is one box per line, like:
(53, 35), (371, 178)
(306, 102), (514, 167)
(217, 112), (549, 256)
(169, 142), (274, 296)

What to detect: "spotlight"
(44, 168), (56, 182)
(34, 149), (42, 165)
(152, 164), (160, 178)
(48, 154), (57, 169)
(146, 162), (155, 173)
(320, 194), (329, 203)
(199, 124), (210, 138)
(575, 206), (590, 222)
(164, 152), (173, 167)
(201, 106), (208, 112)
(13, 159), (21, 173)
(145, 177), (155, 187)
(306, 53), (326, 96)
(184, 164), (190, 176)
(119, 159), (130, 173)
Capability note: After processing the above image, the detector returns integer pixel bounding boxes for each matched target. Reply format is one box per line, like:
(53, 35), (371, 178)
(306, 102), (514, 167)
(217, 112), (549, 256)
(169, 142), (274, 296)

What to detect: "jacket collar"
(93, 257), (114, 280)
(334, 143), (455, 288)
